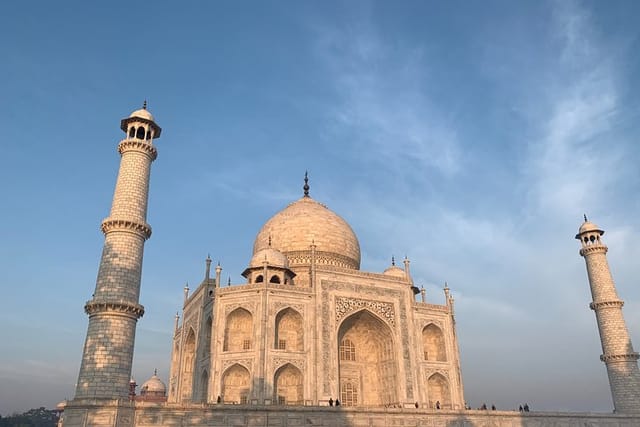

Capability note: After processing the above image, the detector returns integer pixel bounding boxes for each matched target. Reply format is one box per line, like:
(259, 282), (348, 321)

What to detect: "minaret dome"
(121, 102), (162, 140)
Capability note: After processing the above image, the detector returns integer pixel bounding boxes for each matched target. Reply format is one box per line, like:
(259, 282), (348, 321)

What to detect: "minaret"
(576, 217), (640, 413)
(74, 104), (161, 400)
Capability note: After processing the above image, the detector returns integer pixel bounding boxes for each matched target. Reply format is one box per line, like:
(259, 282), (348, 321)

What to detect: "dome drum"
(285, 249), (360, 270)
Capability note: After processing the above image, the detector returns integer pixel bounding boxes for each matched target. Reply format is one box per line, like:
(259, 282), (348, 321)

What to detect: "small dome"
(140, 373), (166, 394)
(249, 247), (289, 269)
(383, 265), (406, 278)
(55, 400), (67, 411)
(120, 103), (162, 137)
(576, 220), (604, 239)
(129, 108), (155, 122)
(578, 221), (601, 234)
(254, 196), (361, 270)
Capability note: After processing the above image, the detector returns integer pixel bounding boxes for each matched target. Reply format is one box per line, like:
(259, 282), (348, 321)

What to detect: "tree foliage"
(0, 407), (58, 427)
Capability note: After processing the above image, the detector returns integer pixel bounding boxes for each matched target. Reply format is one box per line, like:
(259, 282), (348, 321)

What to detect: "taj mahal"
(167, 171), (463, 410)
(60, 105), (640, 426)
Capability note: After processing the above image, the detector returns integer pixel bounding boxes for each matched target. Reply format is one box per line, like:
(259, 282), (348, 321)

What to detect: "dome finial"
(303, 171), (310, 197)
(154, 368), (157, 376)
(391, 256), (395, 266)
(584, 213), (588, 222)
(143, 100), (147, 110)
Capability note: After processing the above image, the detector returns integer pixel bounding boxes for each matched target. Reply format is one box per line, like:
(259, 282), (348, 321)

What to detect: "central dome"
(253, 196), (361, 270)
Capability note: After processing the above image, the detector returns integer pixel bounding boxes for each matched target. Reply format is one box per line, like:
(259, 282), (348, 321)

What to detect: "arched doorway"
(427, 373), (451, 409)
(337, 310), (397, 406)
(221, 364), (250, 404)
(274, 363), (303, 405)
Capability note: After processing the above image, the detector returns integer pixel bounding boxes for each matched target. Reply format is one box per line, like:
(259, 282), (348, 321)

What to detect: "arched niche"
(200, 370), (209, 403)
(337, 309), (398, 406)
(224, 308), (253, 352)
(422, 324), (447, 362)
(181, 327), (196, 401)
(221, 364), (250, 404)
(275, 308), (303, 351)
(274, 363), (303, 405)
(427, 373), (450, 409)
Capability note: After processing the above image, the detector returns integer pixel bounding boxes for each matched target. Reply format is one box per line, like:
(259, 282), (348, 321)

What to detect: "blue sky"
(1, 0), (640, 415)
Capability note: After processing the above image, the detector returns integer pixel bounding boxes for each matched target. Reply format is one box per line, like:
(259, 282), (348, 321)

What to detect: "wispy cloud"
(313, 23), (463, 179)
(310, 3), (637, 411)
(526, 0), (622, 220)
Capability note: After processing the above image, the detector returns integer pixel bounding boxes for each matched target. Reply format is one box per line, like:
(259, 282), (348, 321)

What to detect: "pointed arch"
(275, 307), (303, 351)
(181, 327), (196, 401)
(337, 309), (398, 406)
(422, 324), (447, 361)
(136, 126), (145, 139)
(129, 126), (135, 138)
(200, 369), (209, 403)
(224, 308), (253, 352)
(427, 373), (451, 409)
(221, 364), (250, 404)
(255, 274), (264, 283)
(269, 275), (281, 284)
(184, 328), (196, 372)
(274, 363), (303, 405)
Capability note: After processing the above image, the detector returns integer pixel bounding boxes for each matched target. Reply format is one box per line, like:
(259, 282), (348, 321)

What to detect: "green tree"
(0, 407), (57, 427)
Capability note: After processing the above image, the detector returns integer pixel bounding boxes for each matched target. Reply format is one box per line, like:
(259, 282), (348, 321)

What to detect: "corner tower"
(576, 217), (640, 413)
(74, 103), (161, 400)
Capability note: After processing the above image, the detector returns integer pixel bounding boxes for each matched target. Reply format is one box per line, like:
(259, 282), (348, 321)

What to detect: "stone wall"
(135, 404), (638, 427)
(62, 401), (640, 427)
